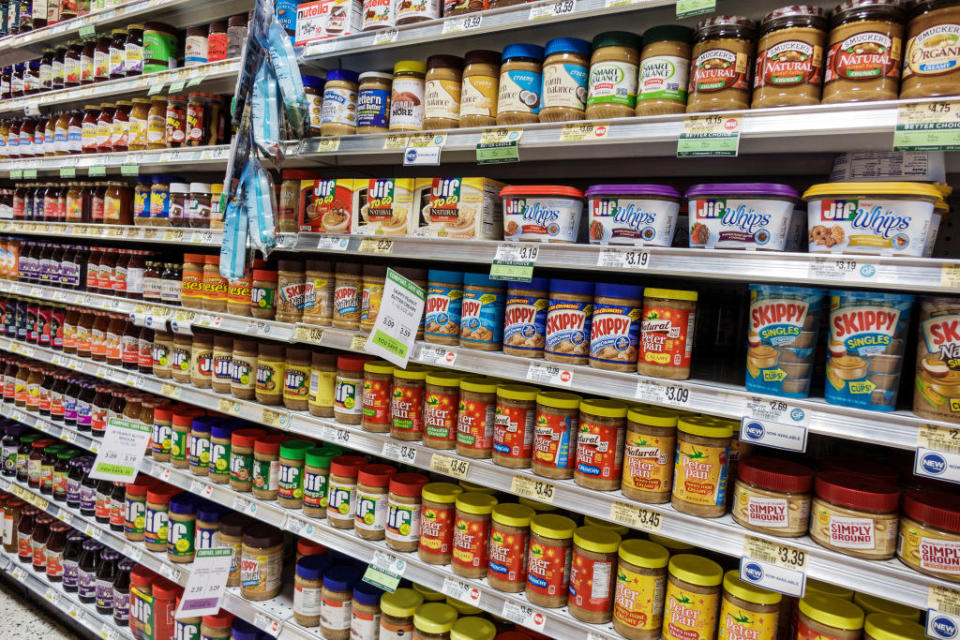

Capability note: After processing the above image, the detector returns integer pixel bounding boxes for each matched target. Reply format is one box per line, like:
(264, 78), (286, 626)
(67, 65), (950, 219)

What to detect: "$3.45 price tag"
(430, 453), (470, 479)
(740, 536), (806, 597)
(609, 501), (662, 533)
(511, 475), (556, 503)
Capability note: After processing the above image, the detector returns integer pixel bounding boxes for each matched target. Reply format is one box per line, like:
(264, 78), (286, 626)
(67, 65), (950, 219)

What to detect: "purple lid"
(585, 184), (682, 199)
(323, 565), (361, 592)
(353, 581), (383, 606)
(685, 183), (799, 199)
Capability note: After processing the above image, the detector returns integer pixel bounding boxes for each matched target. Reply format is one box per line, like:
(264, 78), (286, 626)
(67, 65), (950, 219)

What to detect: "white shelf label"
(634, 379), (690, 407)
(529, 0), (574, 19)
(322, 426), (352, 446)
(491, 244), (538, 282)
(176, 547), (233, 618)
(317, 236), (350, 251)
(373, 28), (398, 44)
(807, 256), (877, 283)
(441, 13), (481, 34)
(363, 550), (406, 592)
(597, 248), (651, 270)
(363, 268), (426, 368)
(381, 441), (417, 464)
(253, 613), (283, 636)
(88, 418), (152, 483)
(510, 475), (556, 503)
(609, 501), (662, 533)
(915, 447), (960, 485)
(442, 577), (481, 605)
(417, 345), (457, 367)
(525, 362), (573, 387)
(502, 600), (546, 631)
(739, 536), (806, 598)
(740, 417), (807, 453)
(928, 586), (960, 640)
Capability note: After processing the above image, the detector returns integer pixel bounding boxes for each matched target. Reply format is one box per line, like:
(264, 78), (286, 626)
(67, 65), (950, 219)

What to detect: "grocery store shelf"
(0, 59), (241, 115)
(0, 146), (231, 177)
(0, 222), (223, 245)
(0, 338), (953, 612)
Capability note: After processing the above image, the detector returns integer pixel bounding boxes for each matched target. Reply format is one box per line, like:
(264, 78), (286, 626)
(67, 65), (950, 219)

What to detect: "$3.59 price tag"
(740, 536), (806, 597)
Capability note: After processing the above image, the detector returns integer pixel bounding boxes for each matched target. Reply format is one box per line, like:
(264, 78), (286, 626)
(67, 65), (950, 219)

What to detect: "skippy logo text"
(922, 313), (960, 361)
(751, 300), (808, 340)
(592, 199), (657, 231)
(832, 304), (900, 347)
(506, 198), (560, 227)
(818, 199), (911, 238)
(694, 199), (770, 234)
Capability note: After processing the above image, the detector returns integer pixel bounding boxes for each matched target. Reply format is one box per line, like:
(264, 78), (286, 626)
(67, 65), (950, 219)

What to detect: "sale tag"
(560, 122), (609, 142)
(597, 248), (650, 269)
(362, 551), (406, 592)
(381, 441), (417, 464)
(176, 547), (233, 618)
(894, 101), (960, 151)
(22, 169), (37, 179)
(928, 586), (960, 640)
(502, 601), (546, 631)
(490, 244), (538, 282)
(511, 475), (556, 503)
(476, 128), (522, 164)
(88, 417), (153, 483)
(363, 268), (426, 368)
(88, 165), (107, 177)
(529, 0), (574, 19)
(676, 0), (714, 18)
(609, 501), (663, 532)
(441, 13), (481, 34)
(442, 577), (481, 605)
(740, 417), (807, 453)
(79, 24), (96, 39)
(430, 453), (470, 479)
(417, 345), (457, 367)
(526, 362), (573, 387)
(807, 256), (877, 283)
(9, 170), (22, 179)
(740, 536), (806, 597)
(678, 113), (743, 157)
(294, 325), (326, 345)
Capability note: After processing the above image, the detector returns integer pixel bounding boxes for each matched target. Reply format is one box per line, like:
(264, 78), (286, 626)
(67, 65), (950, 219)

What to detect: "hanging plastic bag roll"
(264, 21), (309, 137)
(243, 154), (278, 253)
(252, 62), (282, 159)
(220, 192), (249, 281)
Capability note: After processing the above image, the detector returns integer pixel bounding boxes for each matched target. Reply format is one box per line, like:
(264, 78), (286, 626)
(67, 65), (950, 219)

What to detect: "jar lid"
(168, 493), (197, 515)
(301, 73), (325, 89)
(151, 577), (180, 600)
(280, 439), (313, 461)
(230, 619), (260, 640)
(761, 4), (826, 25)
(456, 492), (498, 515)
(358, 71), (392, 81)
(389, 472), (430, 497)
(323, 564), (362, 592)
(394, 60), (426, 75)
(337, 355), (371, 372)
(464, 49), (501, 66)
(330, 455), (368, 478)
(497, 384), (539, 402)
(426, 371), (461, 387)
(219, 512), (248, 537)
(210, 424), (234, 440)
(687, 183), (798, 199)
(381, 588), (424, 617)
(815, 471), (900, 512)
(530, 513), (577, 539)
(231, 428), (266, 448)
(618, 539), (669, 569)
(421, 481), (463, 504)
(854, 593), (921, 621)
(169, 182), (189, 193)
(865, 614), (926, 640)
(574, 525), (621, 553)
(296, 555), (328, 581)
(130, 564), (155, 588)
(183, 253), (207, 263)
(197, 503), (227, 523)
(668, 554), (723, 587)
(358, 463), (397, 487)
(580, 398), (628, 418)
(426, 54), (464, 70)
(254, 434), (286, 455)
(696, 14), (756, 31)
(592, 30), (642, 50)
(723, 569), (781, 605)
(326, 68), (359, 84)
(536, 391), (582, 410)
(415, 603), (458, 634)
(737, 456), (815, 493)
(508, 277), (550, 292)
(492, 503), (535, 528)
(202, 611), (235, 628)
(125, 481), (152, 497)
(428, 269), (463, 285)
(459, 480), (497, 494)
(460, 376), (499, 394)
(644, 287), (698, 302)
(803, 181), (942, 201)
(583, 515), (629, 536)
(902, 489), (960, 534)
(833, 0), (904, 16)
(500, 185), (584, 199)
(641, 25), (694, 46)
(242, 523), (283, 548)
(252, 269), (277, 282)
(806, 578), (854, 600)
(595, 282), (643, 300)
(549, 278), (594, 297)
(364, 360), (395, 376)
(799, 593), (865, 631)
(627, 404), (679, 427)
(393, 364), (429, 381)
(446, 597), (482, 615)
(501, 43), (545, 61)
(354, 581), (384, 606)
(544, 37), (591, 58)
(452, 617), (497, 640)
(305, 446), (342, 468)
(463, 272), (503, 289)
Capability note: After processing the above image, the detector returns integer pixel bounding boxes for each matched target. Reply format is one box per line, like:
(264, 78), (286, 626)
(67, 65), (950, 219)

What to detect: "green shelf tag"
(120, 164), (139, 176)
(893, 101), (960, 151)
(89, 166), (107, 177)
(59, 167), (76, 178)
(168, 80), (185, 93)
(186, 75), (207, 88)
(22, 169), (37, 179)
(9, 170), (22, 179)
(677, 113), (743, 157)
(676, 0), (714, 18)
(147, 83), (165, 96)
(78, 25), (96, 39)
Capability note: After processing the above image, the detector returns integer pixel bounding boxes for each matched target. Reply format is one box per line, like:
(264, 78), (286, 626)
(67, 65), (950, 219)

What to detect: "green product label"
(209, 442), (230, 477)
(251, 285), (275, 311)
(253, 458), (277, 492)
(143, 31), (177, 74)
(167, 518), (195, 557)
(304, 470), (329, 508)
(144, 506), (168, 545)
(171, 429), (187, 462)
(188, 434), (210, 469)
(230, 452), (254, 484)
(278, 463), (302, 499)
(328, 480), (355, 516)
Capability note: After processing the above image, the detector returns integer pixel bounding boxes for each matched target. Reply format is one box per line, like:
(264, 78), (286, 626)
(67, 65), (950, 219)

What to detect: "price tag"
(159, 563), (182, 582)
(362, 550), (406, 592)
(22, 169), (37, 179)
(9, 170), (22, 179)
(740, 416), (808, 453)
(350, 335), (368, 352)
(510, 475), (556, 503)
(24, 102), (41, 117)
(417, 345), (457, 367)
(927, 586), (960, 640)
(383, 134), (410, 150)
(806, 256), (877, 283)
(217, 398), (239, 414)
(313, 136), (341, 153)
(294, 325), (326, 345)
(916, 425), (960, 484)
(597, 248), (651, 269)
(59, 167), (77, 178)
(430, 453), (470, 479)
(526, 362), (573, 387)
(175, 547), (233, 618)
(560, 122), (609, 142)
(88, 165), (107, 177)
(635, 379), (690, 407)
(322, 426), (351, 446)
(358, 238), (394, 254)
(476, 128), (522, 164)
(160, 383), (180, 398)
(894, 101), (960, 151)
(43, 587), (59, 603)
(122, 543), (143, 563)
(58, 511), (73, 526)
(441, 577), (481, 605)
(529, 0), (574, 18)
(441, 13), (481, 34)
(186, 74), (207, 88)
(120, 164), (139, 176)
(942, 264), (960, 289)
(675, 0), (715, 18)
(381, 441), (417, 464)
(316, 236), (350, 251)
(678, 113), (743, 157)
(363, 268), (426, 368)
(490, 244), (538, 282)
(253, 613), (283, 636)
(609, 501), (663, 532)
(501, 601), (546, 631)
(78, 25), (96, 39)
(740, 536), (806, 597)
(373, 28), (398, 44)
(88, 417), (153, 483)
(260, 408), (287, 429)
(163, 229), (185, 242)
(167, 80), (185, 93)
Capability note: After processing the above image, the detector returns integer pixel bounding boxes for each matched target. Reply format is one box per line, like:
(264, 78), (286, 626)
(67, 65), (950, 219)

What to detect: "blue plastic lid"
(301, 74), (325, 89)
(502, 43), (545, 61)
(749, 284), (826, 297)
(545, 37), (591, 58)
(191, 416), (215, 433)
(323, 565), (362, 592)
(151, 175), (169, 183)
(428, 270), (463, 285)
(829, 290), (914, 305)
(463, 272), (503, 289)
(210, 424), (234, 440)
(197, 503), (226, 522)
(354, 581), (383, 606)
(169, 493), (197, 515)
(296, 555), (328, 581)
(595, 282), (642, 300)
(231, 619), (260, 640)
(550, 279), (594, 297)
(509, 277), (549, 292)
(326, 69), (359, 85)
(28, 61), (39, 69)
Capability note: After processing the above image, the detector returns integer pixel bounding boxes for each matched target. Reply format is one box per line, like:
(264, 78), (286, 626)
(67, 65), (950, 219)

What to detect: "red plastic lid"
(125, 480), (153, 497)
(232, 428), (267, 448)
(153, 405), (171, 421)
(815, 471), (900, 512)
(330, 454), (368, 478)
(281, 170), (320, 180)
(298, 539), (327, 556)
(254, 434), (287, 455)
(500, 185), (585, 199)
(172, 407), (204, 427)
(130, 565), (156, 589)
(146, 486), (180, 505)
(389, 472), (430, 498)
(202, 611), (236, 627)
(252, 269), (277, 282)
(903, 489), (960, 534)
(337, 355), (372, 372)
(737, 456), (814, 493)
(183, 253), (207, 264)
(151, 578), (181, 600)
(358, 463), (397, 487)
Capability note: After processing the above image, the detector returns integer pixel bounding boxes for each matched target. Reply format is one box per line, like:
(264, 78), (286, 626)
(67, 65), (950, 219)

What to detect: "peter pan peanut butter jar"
(672, 416), (733, 518)
(717, 570), (780, 640)
(797, 593), (864, 640)
(864, 614), (926, 640)
(897, 488), (960, 582)
(662, 554), (724, 640)
(614, 539), (669, 640)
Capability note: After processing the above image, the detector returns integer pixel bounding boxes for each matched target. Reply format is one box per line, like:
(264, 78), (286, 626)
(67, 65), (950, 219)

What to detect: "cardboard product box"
(354, 178), (427, 236)
(295, 0), (362, 46)
(298, 178), (357, 234)
(413, 177), (505, 239)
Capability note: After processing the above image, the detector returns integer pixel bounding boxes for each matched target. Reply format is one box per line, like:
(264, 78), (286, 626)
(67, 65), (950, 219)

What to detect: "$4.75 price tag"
(740, 536), (806, 597)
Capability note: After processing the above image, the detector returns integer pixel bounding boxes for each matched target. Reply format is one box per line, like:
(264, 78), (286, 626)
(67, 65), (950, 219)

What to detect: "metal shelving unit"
(0, 146), (231, 177)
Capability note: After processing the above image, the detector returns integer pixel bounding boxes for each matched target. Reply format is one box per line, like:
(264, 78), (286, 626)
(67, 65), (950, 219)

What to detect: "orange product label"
(424, 388), (458, 442)
(796, 617), (845, 640)
(181, 270), (204, 299)
(691, 48), (750, 92)
(75, 325), (90, 352)
(824, 32), (901, 83)
(533, 410), (577, 470)
(575, 419), (624, 481)
(228, 279), (252, 304)
(105, 331), (121, 360)
(456, 394), (495, 451)
(203, 274), (228, 300)
(569, 551), (615, 613)
(526, 538), (571, 598)
(391, 382), (424, 434)
(17, 533), (31, 558)
(624, 431), (675, 493)
(419, 503), (455, 555)
(90, 328), (106, 357)
(452, 515), (491, 569)
(362, 376), (391, 427)
(493, 402), (535, 460)
(14, 382), (26, 405)
(640, 305), (694, 370)
(488, 522), (528, 585)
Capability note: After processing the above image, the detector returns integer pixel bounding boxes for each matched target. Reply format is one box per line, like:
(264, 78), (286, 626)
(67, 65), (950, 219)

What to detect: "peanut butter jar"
(614, 539), (669, 640)
(731, 456), (814, 538)
(914, 296), (960, 423)
(531, 391), (581, 480)
(797, 593), (864, 640)
(672, 417), (733, 518)
(622, 405), (678, 503)
(897, 489), (960, 582)
(810, 471), (900, 560)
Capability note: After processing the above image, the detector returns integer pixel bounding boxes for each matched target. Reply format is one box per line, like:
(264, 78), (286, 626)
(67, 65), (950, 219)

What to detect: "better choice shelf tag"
(175, 547), (233, 619)
(740, 536), (806, 597)
(362, 551), (406, 592)
(894, 101), (960, 151)
(676, 0), (715, 18)
(490, 244), (538, 282)
(88, 417), (152, 483)
(476, 128), (522, 164)
(364, 268), (426, 368)
(678, 113), (743, 157)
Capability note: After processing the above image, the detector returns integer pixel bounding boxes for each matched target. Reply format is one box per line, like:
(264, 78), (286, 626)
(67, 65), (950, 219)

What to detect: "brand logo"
(750, 300), (808, 333)
(506, 198), (561, 227)
(933, 617), (958, 640)
(742, 562), (763, 582)
(922, 314), (960, 360)
(920, 452), (948, 475)
(818, 199), (910, 238)
(831, 304), (901, 344)
(695, 199), (771, 233)
(592, 198), (658, 229)
(743, 421), (765, 441)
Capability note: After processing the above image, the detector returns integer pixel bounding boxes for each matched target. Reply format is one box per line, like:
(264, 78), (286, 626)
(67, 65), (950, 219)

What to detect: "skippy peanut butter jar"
(914, 296), (960, 423)
(825, 289), (914, 412)
(746, 284), (825, 399)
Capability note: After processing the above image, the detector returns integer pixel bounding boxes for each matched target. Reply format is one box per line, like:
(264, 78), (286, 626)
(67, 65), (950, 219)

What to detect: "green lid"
(642, 25), (694, 46)
(592, 31), (642, 50)
(57, 449), (79, 460)
(280, 440), (314, 461)
(306, 445), (341, 468)
(45, 443), (66, 454)
(20, 433), (41, 444)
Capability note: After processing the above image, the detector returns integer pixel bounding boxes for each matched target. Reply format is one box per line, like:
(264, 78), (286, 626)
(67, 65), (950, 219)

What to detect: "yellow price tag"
(942, 264), (960, 289)
(358, 238), (393, 254)
(510, 475), (555, 503)
(929, 585), (960, 615)
(261, 408), (285, 428)
(743, 535), (806, 570)
(294, 325), (325, 345)
(919, 424), (960, 454)
(350, 335), (368, 351)
(407, 133), (446, 148)
(479, 127), (523, 145)
(217, 398), (238, 414)
(163, 229), (185, 242)
(160, 383), (179, 398)
(609, 501), (662, 533)
(383, 134), (409, 150)
(314, 137), (341, 152)
(560, 122), (610, 142)
(429, 453), (470, 479)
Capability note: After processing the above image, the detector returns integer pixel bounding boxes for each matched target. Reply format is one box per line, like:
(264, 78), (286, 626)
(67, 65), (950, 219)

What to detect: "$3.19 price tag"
(740, 536), (806, 597)
(597, 248), (650, 269)
(490, 244), (538, 282)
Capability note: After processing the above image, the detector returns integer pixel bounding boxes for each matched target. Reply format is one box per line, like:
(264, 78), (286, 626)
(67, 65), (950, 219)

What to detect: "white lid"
(169, 182), (190, 193)
(359, 71), (393, 81)
(190, 182), (211, 192)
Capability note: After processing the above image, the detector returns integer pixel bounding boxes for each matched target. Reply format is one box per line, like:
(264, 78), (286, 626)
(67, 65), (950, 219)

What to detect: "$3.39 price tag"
(740, 536), (806, 597)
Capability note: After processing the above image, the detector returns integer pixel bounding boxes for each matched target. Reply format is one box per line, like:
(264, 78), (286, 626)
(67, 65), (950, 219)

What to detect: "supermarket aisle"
(0, 575), (78, 638)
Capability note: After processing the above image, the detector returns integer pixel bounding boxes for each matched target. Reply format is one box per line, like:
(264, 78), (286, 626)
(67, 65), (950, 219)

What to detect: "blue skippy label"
(425, 284), (463, 339)
(589, 302), (640, 365)
(460, 288), (504, 345)
(503, 292), (547, 353)
(545, 300), (592, 357)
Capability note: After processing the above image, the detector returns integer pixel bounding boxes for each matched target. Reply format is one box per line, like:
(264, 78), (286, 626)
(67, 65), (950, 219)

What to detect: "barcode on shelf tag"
(510, 475), (556, 503)
(373, 28), (398, 44)
(430, 453), (470, 479)
(441, 13), (481, 34)
(381, 441), (417, 464)
(502, 601), (546, 631)
(942, 264), (960, 289)
(609, 501), (662, 533)
(919, 424), (960, 454)
(218, 399), (240, 414)
(190, 479), (204, 494)
(441, 577), (481, 605)
(597, 248), (651, 270)
(232, 496), (257, 515)
(294, 325), (326, 345)
(253, 613), (283, 636)
(635, 379), (690, 407)
(927, 587), (960, 640)
(350, 335), (368, 352)
(525, 362), (573, 387)
(807, 257), (877, 283)
(322, 426), (351, 446)
(417, 345), (457, 367)
(739, 536), (806, 597)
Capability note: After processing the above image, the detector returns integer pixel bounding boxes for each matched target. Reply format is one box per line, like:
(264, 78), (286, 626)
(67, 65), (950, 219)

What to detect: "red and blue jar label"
(425, 284), (462, 340)
(504, 292), (548, 353)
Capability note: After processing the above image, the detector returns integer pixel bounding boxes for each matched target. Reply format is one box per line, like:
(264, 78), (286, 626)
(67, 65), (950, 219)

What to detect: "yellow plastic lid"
(679, 415), (734, 438)
(426, 371), (461, 387)
(648, 534), (693, 550)
(497, 384), (539, 402)
(618, 539), (669, 569)
(413, 584), (445, 601)
(394, 60), (427, 75)
(798, 593), (865, 631)
(936, 183), (953, 199)
(364, 360), (395, 375)
(722, 570), (781, 606)
(530, 514), (577, 539)
(446, 597), (482, 616)
(865, 614), (927, 640)
(936, 198), (949, 213)
(668, 554), (723, 588)
(580, 398), (629, 419)
(519, 497), (557, 512)
(380, 588), (423, 618)
(459, 480), (496, 495)
(537, 391), (582, 410)
(460, 376), (499, 394)
(802, 181), (942, 202)
(573, 525), (621, 554)
(421, 482), (463, 504)
(414, 603), (458, 634)
(456, 492), (498, 515)
(854, 593), (921, 621)
(628, 404), (679, 427)
(805, 579), (853, 600)
(644, 288), (698, 302)
(492, 503), (535, 528)
(584, 515), (629, 536)
(451, 617), (496, 640)
(394, 365), (429, 381)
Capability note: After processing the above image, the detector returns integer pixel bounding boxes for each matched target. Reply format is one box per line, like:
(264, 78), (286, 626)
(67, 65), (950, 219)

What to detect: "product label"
(425, 78), (461, 122)
(424, 387), (458, 441)
(576, 419), (625, 481)
(588, 61), (638, 106)
(425, 285), (463, 339)
(230, 451), (254, 484)
(460, 288), (504, 345)
(569, 554), (614, 612)
(357, 88), (390, 129)
(231, 356), (255, 389)
(352, 608), (380, 640)
(916, 536), (960, 575)
(78, 569), (96, 599)
(295, 583), (323, 616)
(321, 86), (358, 126)
(504, 196), (583, 242)
(125, 43), (143, 75)
(125, 497), (146, 534)
(354, 489), (387, 531)
(691, 197), (794, 249)
(615, 566), (664, 631)
(322, 595), (352, 630)
(640, 54), (689, 103)
(718, 599), (778, 640)
(504, 292), (548, 353)
(673, 440), (728, 506)
(488, 522), (528, 584)
(755, 40), (822, 88)
(389, 77), (425, 129)
(545, 299), (592, 358)
(589, 196), (680, 246)
(189, 433), (211, 470)
(335, 377), (360, 415)
(498, 69), (542, 115)
(526, 538), (571, 597)
(827, 515), (876, 549)
(328, 479), (356, 519)
(303, 469), (329, 509)
(590, 302), (641, 365)
(460, 76), (497, 118)
(386, 500), (419, 543)
(419, 503), (454, 555)
(144, 505), (168, 546)
(335, 283), (359, 319)
(452, 514), (490, 568)
(746, 496), (790, 528)
(256, 360), (284, 398)
(456, 393), (495, 451)
(640, 304), (695, 370)
(310, 369), (336, 411)
(543, 61), (588, 110)
(362, 373), (391, 426)
(168, 519), (195, 556)
(905, 24), (960, 77)
(494, 402), (535, 459)
(825, 32), (901, 83)
(251, 285), (275, 312)
(392, 381), (424, 433)
(664, 581), (720, 640)
(809, 196), (933, 256)
(692, 48), (750, 92)
(253, 458), (279, 492)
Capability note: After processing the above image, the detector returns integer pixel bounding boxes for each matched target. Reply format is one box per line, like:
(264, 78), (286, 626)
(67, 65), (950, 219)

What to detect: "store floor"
(0, 575), (80, 638)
